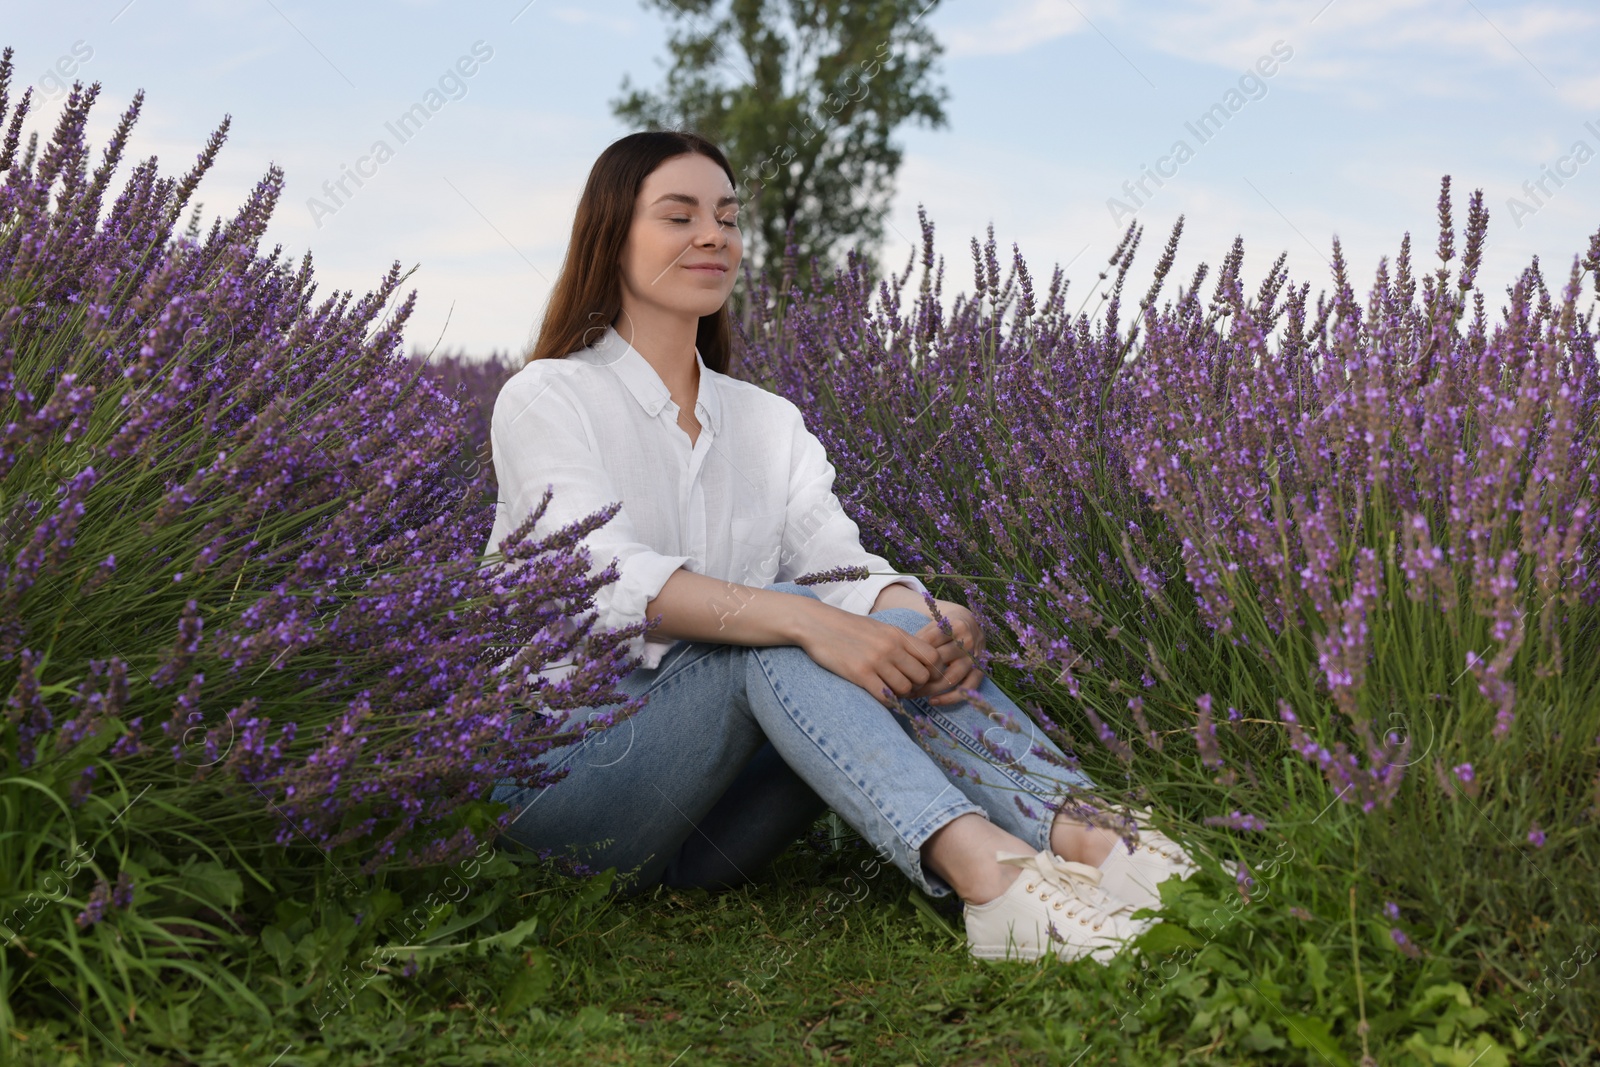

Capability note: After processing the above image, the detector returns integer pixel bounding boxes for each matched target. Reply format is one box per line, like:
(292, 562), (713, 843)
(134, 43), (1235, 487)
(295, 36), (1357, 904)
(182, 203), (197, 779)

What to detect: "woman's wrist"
(782, 592), (838, 648)
(871, 581), (933, 616)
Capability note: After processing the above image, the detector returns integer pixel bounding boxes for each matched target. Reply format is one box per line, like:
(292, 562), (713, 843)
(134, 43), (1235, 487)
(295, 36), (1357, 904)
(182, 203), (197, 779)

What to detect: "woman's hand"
(904, 601), (987, 707)
(796, 606), (945, 710)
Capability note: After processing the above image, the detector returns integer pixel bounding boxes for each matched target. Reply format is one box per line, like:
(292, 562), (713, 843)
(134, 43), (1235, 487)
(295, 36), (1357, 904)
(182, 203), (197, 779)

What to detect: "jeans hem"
(901, 798), (987, 899)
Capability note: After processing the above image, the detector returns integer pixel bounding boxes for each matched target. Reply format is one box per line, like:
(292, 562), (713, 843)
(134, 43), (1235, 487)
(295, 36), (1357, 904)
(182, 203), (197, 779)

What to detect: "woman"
(485, 130), (1195, 963)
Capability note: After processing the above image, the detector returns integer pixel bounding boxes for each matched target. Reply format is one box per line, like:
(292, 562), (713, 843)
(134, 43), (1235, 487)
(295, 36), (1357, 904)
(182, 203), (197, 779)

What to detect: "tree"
(614, 0), (948, 292)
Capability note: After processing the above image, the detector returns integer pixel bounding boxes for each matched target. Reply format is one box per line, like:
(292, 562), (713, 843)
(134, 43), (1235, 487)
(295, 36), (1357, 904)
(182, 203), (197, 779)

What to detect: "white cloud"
(934, 0), (1595, 110)
(941, 0), (1093, 58)
(548, 6), (640, 35)
(1124, 0), (1596, 106)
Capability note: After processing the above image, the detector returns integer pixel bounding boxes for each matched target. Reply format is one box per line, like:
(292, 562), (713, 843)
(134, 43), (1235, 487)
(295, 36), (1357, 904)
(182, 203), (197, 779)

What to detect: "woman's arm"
(644, 568), (944, 709)
(643, 567), (830, 647)
(871, 581), (934, 616)
(645, 567), (986, 709)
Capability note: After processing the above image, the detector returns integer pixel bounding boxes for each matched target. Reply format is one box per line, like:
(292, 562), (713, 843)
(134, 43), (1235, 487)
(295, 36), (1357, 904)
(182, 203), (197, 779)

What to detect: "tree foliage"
(614, 0), (948, 290)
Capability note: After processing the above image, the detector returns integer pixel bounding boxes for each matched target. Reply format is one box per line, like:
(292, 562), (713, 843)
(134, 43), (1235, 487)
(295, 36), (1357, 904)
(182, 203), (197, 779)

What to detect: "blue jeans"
(490, 582), (1095, 899)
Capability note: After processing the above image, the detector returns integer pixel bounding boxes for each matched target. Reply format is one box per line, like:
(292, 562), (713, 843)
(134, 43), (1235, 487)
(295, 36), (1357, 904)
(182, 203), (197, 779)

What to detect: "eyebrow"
(652, 193), (740, 209)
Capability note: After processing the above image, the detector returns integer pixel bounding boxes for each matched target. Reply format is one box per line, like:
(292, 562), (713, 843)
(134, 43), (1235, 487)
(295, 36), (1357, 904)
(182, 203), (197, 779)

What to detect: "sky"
(6, 0), (1599, 361)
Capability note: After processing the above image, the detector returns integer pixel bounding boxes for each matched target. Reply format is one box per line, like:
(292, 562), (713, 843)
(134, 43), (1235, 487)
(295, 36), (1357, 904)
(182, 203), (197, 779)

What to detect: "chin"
(677, 293), (733, 318)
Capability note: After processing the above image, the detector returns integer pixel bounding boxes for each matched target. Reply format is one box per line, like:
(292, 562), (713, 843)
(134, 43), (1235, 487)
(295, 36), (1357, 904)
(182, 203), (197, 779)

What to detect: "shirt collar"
(582, 324), (720, 435)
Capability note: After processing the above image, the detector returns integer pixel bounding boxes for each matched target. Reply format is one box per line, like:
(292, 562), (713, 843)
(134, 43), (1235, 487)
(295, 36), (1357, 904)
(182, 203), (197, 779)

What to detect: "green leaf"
(1281, 1012), (1351, 1067)
(1243, 1020), (1287, 1051)
(260, 924), (294, 973)
(384, 907), (540, 966)
(499, 947), (554, 1015)
(1402, 1032), (1509, 1067)
(274, 898), (312, 928)
(472, 913), (544, 955)
(1302, 940), (1329, 996)
(1133, 922), (1203, 954)
(564, 868), (617, 916)
(906, 890), (961, 945)
(178, 859), (243, 911)
(361, 887), (404, 927)
(1411, 982), (1472, 1016)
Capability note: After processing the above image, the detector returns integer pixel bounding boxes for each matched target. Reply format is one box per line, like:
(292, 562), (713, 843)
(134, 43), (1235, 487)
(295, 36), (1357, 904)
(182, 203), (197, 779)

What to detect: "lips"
(684, 263), (727, 273)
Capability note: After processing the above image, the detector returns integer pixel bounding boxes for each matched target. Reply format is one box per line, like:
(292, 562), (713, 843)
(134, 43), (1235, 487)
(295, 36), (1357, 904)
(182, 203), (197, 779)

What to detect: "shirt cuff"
(594, 550), (692, 658)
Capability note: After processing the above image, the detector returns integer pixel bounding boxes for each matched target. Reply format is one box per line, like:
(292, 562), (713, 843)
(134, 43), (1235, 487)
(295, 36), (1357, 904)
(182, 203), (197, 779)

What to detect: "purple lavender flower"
(1527, 822), (1546, 848)
(68, 764), (97, 808)
(795, 565), (871, 586)
(1390, 927), (1422, 959)
(1128, 696), (1162, 752)
(733, 178), (1591, 907)
(921, 589), (955, 641)
(1203, 810), (1266, 832)
(0, 54), (640, 880)
(1195, 694), (1225, 769)
(75, 880), (111, 929)
(1081, 703), (1134, 765)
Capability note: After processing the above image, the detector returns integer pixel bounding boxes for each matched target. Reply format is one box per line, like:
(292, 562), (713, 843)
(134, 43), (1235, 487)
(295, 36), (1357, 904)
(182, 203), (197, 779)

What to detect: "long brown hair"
(527, 131), (738, 374)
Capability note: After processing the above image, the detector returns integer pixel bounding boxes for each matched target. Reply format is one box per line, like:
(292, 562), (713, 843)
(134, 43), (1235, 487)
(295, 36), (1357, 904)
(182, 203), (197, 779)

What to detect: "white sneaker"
(965, 849), (1151, 964)
(1095, 814), (1200, 914)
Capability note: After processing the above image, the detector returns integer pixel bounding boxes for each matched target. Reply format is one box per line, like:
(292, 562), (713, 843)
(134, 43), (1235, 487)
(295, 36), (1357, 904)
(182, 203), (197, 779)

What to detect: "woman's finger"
(957, 617), (984, 657)
(905, 643), (971, 697)
(915, 660), (974, 703)
(928, 663), (984, 706)
(890, 646), (939, 689)
(874, 663), (917, 705)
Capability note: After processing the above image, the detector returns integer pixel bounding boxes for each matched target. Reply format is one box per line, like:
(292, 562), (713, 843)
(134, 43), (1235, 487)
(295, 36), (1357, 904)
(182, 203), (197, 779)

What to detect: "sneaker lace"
(995, 849), (1134, 931)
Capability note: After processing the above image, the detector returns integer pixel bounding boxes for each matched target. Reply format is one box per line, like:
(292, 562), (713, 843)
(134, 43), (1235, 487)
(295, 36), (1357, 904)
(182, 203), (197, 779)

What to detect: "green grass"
(10, 812), (1582, 1067)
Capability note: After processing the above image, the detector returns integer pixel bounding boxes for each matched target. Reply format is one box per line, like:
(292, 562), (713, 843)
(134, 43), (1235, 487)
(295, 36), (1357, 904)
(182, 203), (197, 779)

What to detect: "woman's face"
(618, 152), (742, 323)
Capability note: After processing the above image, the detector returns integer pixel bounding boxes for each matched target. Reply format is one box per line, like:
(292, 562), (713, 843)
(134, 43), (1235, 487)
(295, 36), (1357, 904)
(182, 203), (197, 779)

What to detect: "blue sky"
(8, 1), (1599, 359)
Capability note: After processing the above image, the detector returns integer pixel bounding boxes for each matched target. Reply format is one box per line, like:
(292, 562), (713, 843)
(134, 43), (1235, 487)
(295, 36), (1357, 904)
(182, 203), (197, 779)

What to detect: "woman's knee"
(765, 580), (823, 601)
(868, 606), (929, 635)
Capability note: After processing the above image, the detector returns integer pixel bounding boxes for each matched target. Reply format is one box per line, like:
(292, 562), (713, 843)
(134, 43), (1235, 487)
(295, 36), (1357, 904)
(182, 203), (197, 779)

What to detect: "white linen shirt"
(483, 324), (929, 685)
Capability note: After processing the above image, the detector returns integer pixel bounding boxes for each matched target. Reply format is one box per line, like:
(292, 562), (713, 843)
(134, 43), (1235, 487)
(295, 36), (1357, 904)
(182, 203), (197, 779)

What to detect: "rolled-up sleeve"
(489, 371), (690, 657)
(777, 402), (928, 615)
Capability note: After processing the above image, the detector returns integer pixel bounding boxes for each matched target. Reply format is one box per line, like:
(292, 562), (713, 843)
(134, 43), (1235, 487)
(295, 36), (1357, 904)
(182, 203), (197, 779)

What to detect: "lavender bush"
(736, 189), (1600, 1038)
(413, 347), (518, 488)
(0, 50), (644, 1043)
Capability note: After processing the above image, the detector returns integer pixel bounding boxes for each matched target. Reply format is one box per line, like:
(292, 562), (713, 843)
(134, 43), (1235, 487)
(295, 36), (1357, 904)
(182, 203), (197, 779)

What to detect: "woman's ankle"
(922, 813), (1030, 905)
(1050, 815), (1120, 867)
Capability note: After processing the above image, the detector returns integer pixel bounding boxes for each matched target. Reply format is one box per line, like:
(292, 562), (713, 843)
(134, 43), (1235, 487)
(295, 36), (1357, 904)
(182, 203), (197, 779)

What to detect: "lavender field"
(4, 43), (1599, 1067)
